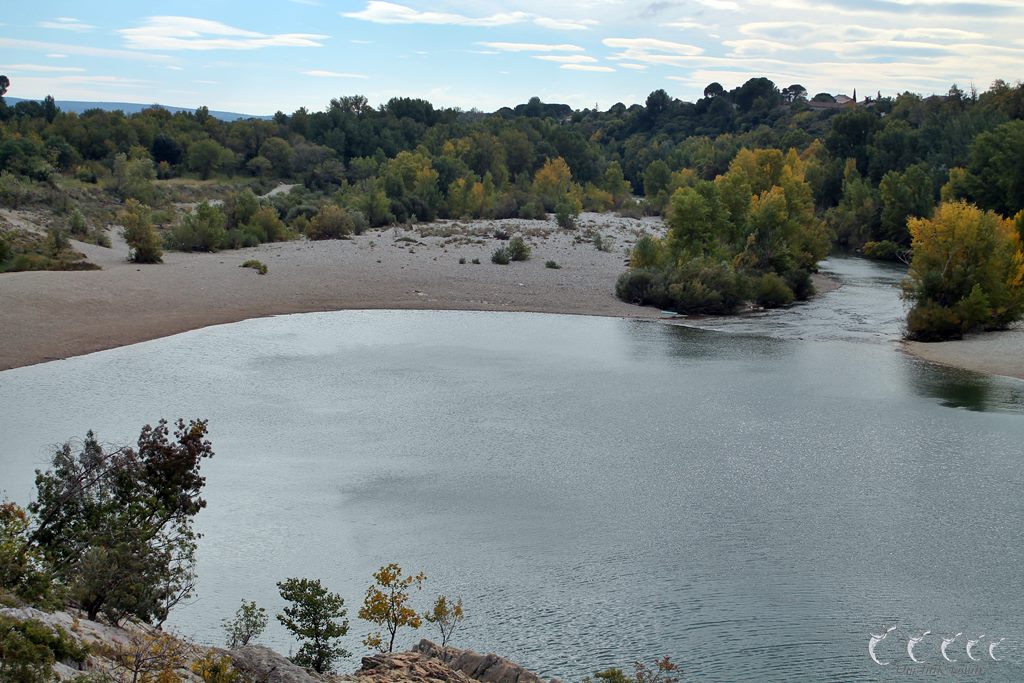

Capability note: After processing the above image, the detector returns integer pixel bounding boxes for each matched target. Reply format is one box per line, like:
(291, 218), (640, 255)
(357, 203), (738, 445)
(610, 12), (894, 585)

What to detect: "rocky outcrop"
(0, 607), (550, 683)
(411, 640), (554, 683)
(225, 644), (329, 683)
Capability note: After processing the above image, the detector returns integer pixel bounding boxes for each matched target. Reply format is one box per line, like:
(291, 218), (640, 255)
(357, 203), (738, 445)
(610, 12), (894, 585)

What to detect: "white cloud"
(344, 2), (529, 27)
(663, 20), (716, 30)
(696, 0), (739, 10)
(167, 65), (184, 71)
(5, 64), (86, 73)
(603, 37), (704, 64)
(120, 16), (328, 50)
(0, 38), (173, 63)
(619, 63), (649, 70)
(46, 53), (67, 58)
(303, 70), (369, 78)
(39, 17), (96, 32)
(534, 55), (598, 63)
(344, 2), (597, 30)
(478, 42), (584, 52)
(562, 64), (615, 72)
(534, 17), (599, 30)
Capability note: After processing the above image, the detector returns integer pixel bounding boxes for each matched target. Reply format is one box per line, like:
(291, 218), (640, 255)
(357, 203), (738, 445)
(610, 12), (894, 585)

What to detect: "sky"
(1, 0), (1022, 115)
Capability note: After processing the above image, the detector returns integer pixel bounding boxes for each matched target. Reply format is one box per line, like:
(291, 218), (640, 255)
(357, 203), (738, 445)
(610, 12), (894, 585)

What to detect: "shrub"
(755, 272), (795, 308)
(616, 268), (660, 304)
(0, 238), (9, 264)
(493, 228), (510, 240)
(458, 257), (466, 264)
(592, 233), (612, 252)
(193, 652), (241, 683)
(245, 206), (289, 243)
(307, 204), (354, 240)
(906, 302), (963, 341)
(0, 616), (88, 683)
(119, 199), (163, 263)
(555, 202), (577, 229)
(0, 502), (53, 604)
(518, 201), (545, 220)
(545, 260), (561, 269)
(46, 227), (69, 257)
(617, 201), (644, 219)
(68, 208), (88, 237)
(471, 258), (480, 264)
(223, 599), (268, 648)
(507, 236), (531, 261)
(491, 247), (511, 264)
(240, 259), (268, 275)
(172, 203), (228, 252)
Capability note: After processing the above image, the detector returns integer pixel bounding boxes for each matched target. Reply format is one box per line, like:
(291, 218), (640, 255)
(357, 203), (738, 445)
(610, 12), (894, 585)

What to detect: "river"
(1, 257), (1021, 681)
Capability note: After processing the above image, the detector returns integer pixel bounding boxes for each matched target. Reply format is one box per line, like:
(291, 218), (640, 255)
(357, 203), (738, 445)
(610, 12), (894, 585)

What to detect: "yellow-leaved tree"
(903, 200), (1024, 340)
(358, 564), (426, 653)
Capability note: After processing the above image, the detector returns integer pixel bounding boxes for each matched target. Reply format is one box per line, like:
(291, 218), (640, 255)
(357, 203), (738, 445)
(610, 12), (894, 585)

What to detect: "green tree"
(0, 502), (51, 603)
(879, 163), (934, 244)
(276, 577), (349, 674)
(223, 599), (268, 648)
(358, 563), (426, 653)
(119, 199), (163, 263)
(188, 139), (232, 180)
(903, 201), (1024, 340)
(964, 120), (1024, 217)
(28, 419), (214, 624)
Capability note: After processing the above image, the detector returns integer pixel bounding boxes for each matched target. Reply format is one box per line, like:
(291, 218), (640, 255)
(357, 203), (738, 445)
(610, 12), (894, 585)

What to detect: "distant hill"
(4, 97), (270, 122)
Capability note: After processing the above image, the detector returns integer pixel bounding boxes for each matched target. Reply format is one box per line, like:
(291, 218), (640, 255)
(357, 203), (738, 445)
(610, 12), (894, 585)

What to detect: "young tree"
(424, 595), (464, 648)
(223, 599), (268, 648)
(358, 564), (426, 652)
(276, 577), (349, 674)
(29, 419), (214, 623)
(119, 199), (163, 263)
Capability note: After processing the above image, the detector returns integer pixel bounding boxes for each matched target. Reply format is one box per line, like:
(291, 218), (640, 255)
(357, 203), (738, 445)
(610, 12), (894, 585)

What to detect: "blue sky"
(1, 1), (1022, 114)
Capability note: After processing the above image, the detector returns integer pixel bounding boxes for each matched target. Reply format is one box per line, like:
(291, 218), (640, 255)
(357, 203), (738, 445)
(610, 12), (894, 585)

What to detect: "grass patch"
(240, 259), (268, 275)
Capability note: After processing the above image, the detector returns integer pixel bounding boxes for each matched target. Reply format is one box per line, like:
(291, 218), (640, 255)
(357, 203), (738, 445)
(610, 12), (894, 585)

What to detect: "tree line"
(1, 76), (1023, 339)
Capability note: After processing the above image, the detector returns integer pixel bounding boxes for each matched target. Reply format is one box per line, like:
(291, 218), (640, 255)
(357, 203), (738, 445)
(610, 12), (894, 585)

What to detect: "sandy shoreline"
(903, 327), (1024, 381)
(3, 210), (1021, 381)
(0, 213), (662, 371)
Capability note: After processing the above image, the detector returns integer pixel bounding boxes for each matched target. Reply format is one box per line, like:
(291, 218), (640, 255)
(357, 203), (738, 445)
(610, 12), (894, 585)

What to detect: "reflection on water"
(0, 257), (1022, 682)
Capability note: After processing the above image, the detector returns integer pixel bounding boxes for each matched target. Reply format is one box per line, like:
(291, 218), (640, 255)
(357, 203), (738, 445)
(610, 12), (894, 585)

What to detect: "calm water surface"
(1, 257), (1022, 681)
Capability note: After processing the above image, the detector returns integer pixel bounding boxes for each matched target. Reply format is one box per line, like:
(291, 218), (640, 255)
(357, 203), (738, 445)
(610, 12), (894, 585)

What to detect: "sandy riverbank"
(903, 326), (1024, 380)
(0, 212), (663, 370)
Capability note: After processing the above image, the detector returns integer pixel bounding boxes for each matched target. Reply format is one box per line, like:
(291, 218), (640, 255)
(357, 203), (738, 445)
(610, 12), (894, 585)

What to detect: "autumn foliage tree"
(903, 201), (1024, 340)
(358, 564), (426, 652)
(424, 595), (464, 647)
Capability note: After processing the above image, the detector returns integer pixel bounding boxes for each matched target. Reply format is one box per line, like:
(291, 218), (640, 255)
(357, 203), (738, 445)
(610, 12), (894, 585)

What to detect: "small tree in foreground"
(276, 577), (349, 674)
(585, 657), (681, 683)
(358, 563), (426, 652)
(223, 599), (268, 648)
(424, 595), (463, 647)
